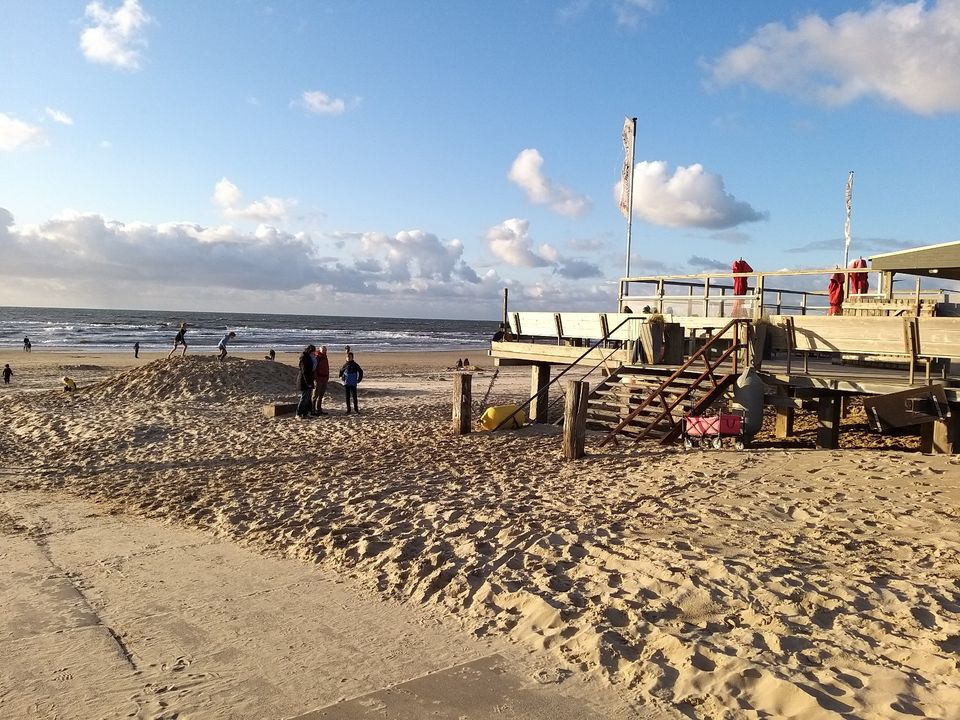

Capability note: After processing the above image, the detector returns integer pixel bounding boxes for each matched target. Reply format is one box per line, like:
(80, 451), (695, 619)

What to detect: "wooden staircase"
(591, 318), (750, 446)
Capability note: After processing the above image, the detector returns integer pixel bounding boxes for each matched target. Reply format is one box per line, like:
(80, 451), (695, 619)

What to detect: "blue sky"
(1, 0), (958, 319)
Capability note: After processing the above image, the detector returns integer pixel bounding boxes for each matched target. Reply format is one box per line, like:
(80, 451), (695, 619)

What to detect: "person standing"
(168, 323), (189, 358)
(296, 344), (316, 419)
(217, 331), (236, 361)
(134, 341), (140, 358)
(23, 336), (30, 352)
(2, 364), (12, 384)
(338, 351), (364, 414)
(312, 345), (330, 415)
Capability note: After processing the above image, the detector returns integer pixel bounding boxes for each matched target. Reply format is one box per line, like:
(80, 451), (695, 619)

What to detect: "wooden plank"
(862, 385), (950, 429)
(556, 312), (604, 340)
(490, 342), (630, 366)
(513, 312), (564, 338)
(262, 402), (298, 418)
(605, 313), (642, 341)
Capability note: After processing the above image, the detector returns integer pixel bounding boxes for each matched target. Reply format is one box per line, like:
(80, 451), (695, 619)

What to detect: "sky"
(1, 0), (959, 320)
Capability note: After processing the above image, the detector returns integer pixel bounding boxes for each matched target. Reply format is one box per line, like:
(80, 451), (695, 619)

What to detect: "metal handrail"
(597, 318), (750, 447)
(491, 315), (641, 431)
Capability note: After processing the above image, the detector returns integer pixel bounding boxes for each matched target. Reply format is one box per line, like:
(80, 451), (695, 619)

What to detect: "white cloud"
(80, 0), (152, 71)
(708, 0), (960, 115)
(0, 113), (46, 151)
(212, 178), (296, 223)
(358, 230), (480, 283)
(297, 90), (348, 115)
(614, 0), (659, 27)
(508, 149), (591, 217)
(616, 161), (767, 229)
(486, 218), (553, 267)
(44, 107), (74, 126)
(485, 218), (603, 279)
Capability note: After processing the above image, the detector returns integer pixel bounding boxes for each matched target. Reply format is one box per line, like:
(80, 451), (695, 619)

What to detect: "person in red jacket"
(828, 272), (845, 315)
(312, 345), (330, 415)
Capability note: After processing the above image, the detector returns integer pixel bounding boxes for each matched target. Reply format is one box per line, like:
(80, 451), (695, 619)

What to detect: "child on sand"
(168, 323), (189, 358)
(338, 352), (364, 414)
(217, 331), (236, 361)
(2, 364), (11, 384)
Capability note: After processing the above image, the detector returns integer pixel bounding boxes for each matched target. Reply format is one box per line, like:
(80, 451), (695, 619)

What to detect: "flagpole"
(624, 117), (637, 278)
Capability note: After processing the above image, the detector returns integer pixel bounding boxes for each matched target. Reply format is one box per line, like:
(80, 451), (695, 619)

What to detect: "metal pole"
(624, 117), (637, 280)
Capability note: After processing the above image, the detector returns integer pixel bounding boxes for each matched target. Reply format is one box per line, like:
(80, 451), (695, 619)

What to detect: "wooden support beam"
(529, 363), (551, 424)
(920, 408), (959, 454)
(816, 393), (842, 449)
(774, 387), (795, 439)
(452, 373), (472, 435)
(563, 380), (589, 460)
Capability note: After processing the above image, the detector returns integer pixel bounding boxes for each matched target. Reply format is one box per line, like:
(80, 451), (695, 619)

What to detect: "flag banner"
(844, 171), (853, 249)
(619, 117), (635, 219)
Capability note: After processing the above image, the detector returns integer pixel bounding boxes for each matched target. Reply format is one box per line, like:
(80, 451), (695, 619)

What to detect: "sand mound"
(88, 356), (299, 403)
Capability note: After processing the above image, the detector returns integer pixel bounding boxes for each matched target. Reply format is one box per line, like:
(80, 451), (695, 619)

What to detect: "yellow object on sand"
(479, 404), (526, 431)
(62, 376), (77, 392)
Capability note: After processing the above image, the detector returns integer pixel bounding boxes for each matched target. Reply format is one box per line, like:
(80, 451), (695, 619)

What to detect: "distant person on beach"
(62, 376), (77, 393)
(312, 345), (330, 415)
(456, 358), (463, 369)
(265, 349), (276, 361)
(168, 323), (189, 358)
(217, 331), (236, 361)
(338, 352), (364, 414)
(463, 358), (470, 368)
(23, 336), (30, 352)
(296, 344), (316, 419)
(134, 341), (140, 358)
(2, 364), (11, 384)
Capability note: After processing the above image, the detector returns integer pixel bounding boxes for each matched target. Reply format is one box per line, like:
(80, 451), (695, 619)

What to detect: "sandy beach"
(2, 349), (959, 718)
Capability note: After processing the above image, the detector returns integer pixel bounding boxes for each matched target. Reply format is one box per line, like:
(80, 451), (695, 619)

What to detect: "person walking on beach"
(168, 323), (189, 358)
(312, 345), (330, 415)
(134, 341), (140, 358)
(23, 336), (30, 352)
(296, 344), (316, 419)
(217, 331), (236, 361)
(2, 364), (11, 384)
(338, 351), (363, 414)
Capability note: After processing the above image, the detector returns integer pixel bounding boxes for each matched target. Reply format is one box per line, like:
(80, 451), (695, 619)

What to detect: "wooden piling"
(529, 363), (551, 423)
(452, 373), (472, 435)
(816, 393), (842, 449)
(563, 380), (589, 460)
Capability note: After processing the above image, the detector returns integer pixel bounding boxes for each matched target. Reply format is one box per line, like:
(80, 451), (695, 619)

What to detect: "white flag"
(844, 171), (854, 249)
(619, 117), (635, 220)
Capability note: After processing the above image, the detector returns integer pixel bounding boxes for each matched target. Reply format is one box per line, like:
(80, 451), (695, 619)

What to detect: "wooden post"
(563, 380), (589, 460)
(920, 411), (959, 454)
(502, 288), (509, 328)
(529, 363), (551, 424)
(816, 393), (842, 449)
(452, 373), (472, 435)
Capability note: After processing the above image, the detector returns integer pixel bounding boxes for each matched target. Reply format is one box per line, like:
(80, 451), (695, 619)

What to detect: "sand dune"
(2, 356), (959, 718)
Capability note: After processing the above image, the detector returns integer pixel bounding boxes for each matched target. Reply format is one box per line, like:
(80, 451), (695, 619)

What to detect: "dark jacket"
(298, 351), (315, 391)
(338, 360), (363, 387)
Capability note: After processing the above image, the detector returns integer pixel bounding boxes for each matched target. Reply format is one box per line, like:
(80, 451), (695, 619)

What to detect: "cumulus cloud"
(80, 0), (152, 71)
(44, 108), (74, 126)
(485, 218), (603, 279)
(616, 160), (767, 229)
(508, 149), (591, 217)
(212, 178), (296, 223)
(0, 207), (495, 311)
(0, 113), (46, 151)
(708, 0), (960, 115)
(297, 90), (349, 115)
(486, 218), (554, 267)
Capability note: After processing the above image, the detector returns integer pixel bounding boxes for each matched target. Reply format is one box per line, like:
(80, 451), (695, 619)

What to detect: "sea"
(0, 307), (498, 354)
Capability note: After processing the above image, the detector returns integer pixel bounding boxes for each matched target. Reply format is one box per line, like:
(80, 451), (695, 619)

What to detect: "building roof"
(869, 240), (960, 281)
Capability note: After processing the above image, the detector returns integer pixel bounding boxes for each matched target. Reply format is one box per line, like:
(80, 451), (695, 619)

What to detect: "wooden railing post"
(452, 373), (472, 435)
(563, 380), (589, 460)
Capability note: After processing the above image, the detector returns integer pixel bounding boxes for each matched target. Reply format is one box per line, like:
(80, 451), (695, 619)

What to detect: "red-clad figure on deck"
(849, 257), (869, 295)
(828, 272), (846, 315)
(731, 258), (753, 317)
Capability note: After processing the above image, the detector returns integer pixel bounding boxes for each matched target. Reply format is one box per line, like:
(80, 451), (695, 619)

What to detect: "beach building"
(489, 240), (960, 454)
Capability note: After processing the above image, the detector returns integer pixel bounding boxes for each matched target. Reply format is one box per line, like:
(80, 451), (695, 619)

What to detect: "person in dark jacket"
(338, 352), (364, 414)
(296, 344), (316, 419)
(312, 345), (330, 415)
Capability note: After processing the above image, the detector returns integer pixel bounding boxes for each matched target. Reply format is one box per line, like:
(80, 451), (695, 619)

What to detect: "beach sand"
(2, 350), (959, 718)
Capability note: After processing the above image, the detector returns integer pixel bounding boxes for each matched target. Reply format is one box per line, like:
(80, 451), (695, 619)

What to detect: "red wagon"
(682, 413), (744, 450)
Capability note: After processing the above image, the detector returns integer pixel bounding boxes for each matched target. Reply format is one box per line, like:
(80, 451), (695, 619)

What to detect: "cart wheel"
(734, 439), (745, 451)
(712, 436), (723, 450)
(684, 437), (694, 450)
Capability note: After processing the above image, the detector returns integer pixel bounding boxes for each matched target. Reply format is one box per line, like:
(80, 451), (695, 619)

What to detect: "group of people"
(297, 345), (364, 419)
(159, 323), (237, 360)
(22, 336), (32, 352)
